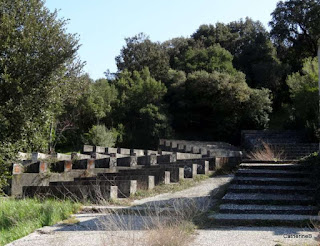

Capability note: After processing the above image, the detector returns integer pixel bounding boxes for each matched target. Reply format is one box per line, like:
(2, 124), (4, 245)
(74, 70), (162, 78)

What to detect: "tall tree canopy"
(192, 18), (288, 107)
(0, 0), (82, 151)
(115, 33), (170, 82)
(270, 0), (320, 70)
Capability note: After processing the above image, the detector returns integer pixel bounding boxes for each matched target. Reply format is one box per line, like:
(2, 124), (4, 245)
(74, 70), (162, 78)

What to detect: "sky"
(45, 0), (280, 80)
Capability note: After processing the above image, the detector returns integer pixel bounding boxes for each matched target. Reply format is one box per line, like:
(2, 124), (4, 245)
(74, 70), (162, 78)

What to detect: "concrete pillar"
(164, 171), (170, 184)
(87, 159), (95, 170)
(177, 143), (184, 152)
(110, 186), (118, 200)
(130, 180), (137, 196)
(109, 155), (117, 169)
(13, 163), (24, 174)
(83, 145), (94, 153)
(148, 176), (155, 190)
(64, 160), (72, 172)
(129, 156), (137, 167)
(39, 161), (48, 173)
(147, 154), (157, 166)
(179, 167), (185, 181)
(204, 161), (209, 175)
(170, 152), (177, 162)
(192, 164), (198, 177)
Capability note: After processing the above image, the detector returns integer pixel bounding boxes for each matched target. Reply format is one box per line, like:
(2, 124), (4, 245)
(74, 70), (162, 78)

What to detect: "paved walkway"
(7, 175), (320, 246)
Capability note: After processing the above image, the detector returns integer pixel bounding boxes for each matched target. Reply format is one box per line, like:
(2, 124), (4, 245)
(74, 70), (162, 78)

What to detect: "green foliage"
(286, 57), (319, 135)
(192, 18), (288, 107)
(113, 68), (171, 148)
(84, 125), (117, 147)
(116, 33), (170, 81)
(270, 0), (320, 70)
(0, 0), (81, 151)
(0, 198), (80, 245)
(174, 44), (236, 74)
(179, 70), (272, 141)
(0, 143), (18, 194)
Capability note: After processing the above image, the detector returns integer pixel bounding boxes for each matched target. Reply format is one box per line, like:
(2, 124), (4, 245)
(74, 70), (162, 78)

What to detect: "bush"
(0, 142), (18, 194)
(84, 125), (117, 147)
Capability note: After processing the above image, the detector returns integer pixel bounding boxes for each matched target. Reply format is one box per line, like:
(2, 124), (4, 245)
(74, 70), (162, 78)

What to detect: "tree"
(270, 0), (320, 70)
(0, 0), (82, 151)
(84, 125), (117, 147)
(112, 68), (171, 148)
(116, 33), (170, 82)
(286, 57), (319, 137)
(180, 70), (272, 142)
(192, 18), (288, 107)
(173, 44), (236, 74)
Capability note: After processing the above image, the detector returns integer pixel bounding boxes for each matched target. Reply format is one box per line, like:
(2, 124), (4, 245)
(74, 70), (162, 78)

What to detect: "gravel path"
(7, 175), (320, 246)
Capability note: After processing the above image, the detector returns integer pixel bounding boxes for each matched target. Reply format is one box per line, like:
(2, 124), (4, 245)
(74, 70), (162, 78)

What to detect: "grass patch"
(0, 198), (81, 245)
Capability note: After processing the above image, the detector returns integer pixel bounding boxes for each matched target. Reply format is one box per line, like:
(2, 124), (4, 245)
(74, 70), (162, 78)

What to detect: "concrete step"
(219, 204), (319, 215)
(209, 213), (320, 227)
(236, 169), (311, 178)
(228, 184), (315, 195)
(239, 163), (310, 171)
(231, 177), (311, 186)
(241, 160), (299, 164)
(222, 193), (315, 205)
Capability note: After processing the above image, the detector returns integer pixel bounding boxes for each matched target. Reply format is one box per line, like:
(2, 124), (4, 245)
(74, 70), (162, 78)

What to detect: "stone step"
(231, 177), (311, 186)
(239, 163), (310, 171)
(240, 160), (299, 164)
(222, 193), (315, 205)
(228, 184), (315, 195)
(209, 213), (320, 227)
(219, 204), (319, 215)
(236, 169), (311, 178)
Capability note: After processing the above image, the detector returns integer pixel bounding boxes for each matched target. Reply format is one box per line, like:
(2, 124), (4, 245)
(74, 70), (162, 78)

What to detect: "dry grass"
(247, 141), (285, 161)
(96, 197), (209, 246)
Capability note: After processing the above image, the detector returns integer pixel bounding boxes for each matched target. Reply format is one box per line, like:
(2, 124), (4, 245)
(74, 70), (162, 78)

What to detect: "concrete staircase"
(210, 162), (320, 226)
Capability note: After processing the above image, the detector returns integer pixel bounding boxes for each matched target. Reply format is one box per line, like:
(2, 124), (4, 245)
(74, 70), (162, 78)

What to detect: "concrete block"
(117, 148), (130, 155)
(54, 153), (71, 161)
(170, 142), (178, 151)
(106, 147), (117, 154)
(200, 148), (207, 155)
(179, 167), (185, 181)
(110, 186), (118, 200)
(13, 163), (24, 174)
(164, 171), (170, 184)
(17, 152), (31, 161)
(184, 145), (192, 152)
(204, 161), (209, 175)
(91, 153), (109, 159)
(159, 139), (165, 146)
(148, 176), (155, 190)
(71, 153), (91, 160)
(191, 146), (200, 154)
(83, 145), (94, 153)
(87, 159), (95, 170)
(64, 161), (72, 172)
(177, 143), (184, 151)
(39, 162), (48, 173)
(133, 149), (145, 156)
(130, 180), (137, 196)
(32, 152), (50, 162)
(192, 164), (198, 177)
(94, 146), (106, 153)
